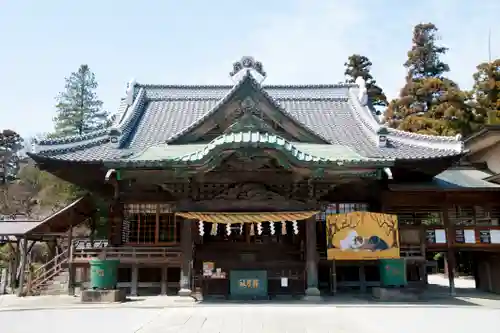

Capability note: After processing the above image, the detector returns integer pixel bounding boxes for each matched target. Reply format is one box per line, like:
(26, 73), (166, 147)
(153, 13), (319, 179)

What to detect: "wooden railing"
(29, 247), (69, 295)
(400, 245), (424, 259)
(72, 246), (182, 264)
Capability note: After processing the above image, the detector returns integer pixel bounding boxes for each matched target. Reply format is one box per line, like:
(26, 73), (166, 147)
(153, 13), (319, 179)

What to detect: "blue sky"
(1, 0), (499, 137)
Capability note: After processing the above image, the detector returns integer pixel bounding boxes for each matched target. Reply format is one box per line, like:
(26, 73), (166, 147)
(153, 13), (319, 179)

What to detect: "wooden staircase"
(28, 247), (69, 295)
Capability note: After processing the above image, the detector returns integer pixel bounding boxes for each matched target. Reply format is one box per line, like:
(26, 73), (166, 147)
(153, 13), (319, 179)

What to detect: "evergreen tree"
(53, 65), (109, 136)
(385, 23), (479, 136)
(471, 59), (500, 124)
(344, 54), (388, 107)
(0, 129), (23, 184)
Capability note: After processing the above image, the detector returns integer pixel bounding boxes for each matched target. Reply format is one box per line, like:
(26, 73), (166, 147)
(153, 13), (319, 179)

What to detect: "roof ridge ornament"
(125, 78), (137, 106)
(230, 56), (267, 84)
(354, 76), (368, 106)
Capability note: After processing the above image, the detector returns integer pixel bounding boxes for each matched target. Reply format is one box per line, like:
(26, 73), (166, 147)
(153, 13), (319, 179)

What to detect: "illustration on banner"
(326, 212), (400, 260)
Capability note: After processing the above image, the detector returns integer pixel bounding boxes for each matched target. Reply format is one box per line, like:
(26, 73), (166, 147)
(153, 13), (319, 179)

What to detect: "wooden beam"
(178, 219), (193, 296)
(442, 203), (456, 296)
(16, 236), (28, 297)
(67, 224), (74, 296)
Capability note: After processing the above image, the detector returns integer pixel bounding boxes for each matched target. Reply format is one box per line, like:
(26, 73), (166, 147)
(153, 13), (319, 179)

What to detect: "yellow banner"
(175, 211), (319, 223)
(326, 212), (400, 260)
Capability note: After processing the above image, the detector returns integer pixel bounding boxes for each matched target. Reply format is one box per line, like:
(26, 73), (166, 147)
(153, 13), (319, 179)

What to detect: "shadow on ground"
(196, 288), (500, 308)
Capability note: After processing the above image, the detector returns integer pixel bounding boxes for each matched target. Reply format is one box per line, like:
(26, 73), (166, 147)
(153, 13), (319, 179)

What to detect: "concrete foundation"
(372, 287), (419, 301)
(178, 288), (192, 297)
(81, 289), (126, 303)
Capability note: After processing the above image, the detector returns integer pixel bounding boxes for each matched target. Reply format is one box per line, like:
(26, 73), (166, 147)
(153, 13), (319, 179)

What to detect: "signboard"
(229, 270), (267, 298)
(455, 229), (465, 243)
(455, 229), (476, 244)
(203, 261), (215, 277)
(425, 229), (446, 244)
(480, 230), (491, 244)
(326, 212), (400, 260)
(426, 230), (436, 244)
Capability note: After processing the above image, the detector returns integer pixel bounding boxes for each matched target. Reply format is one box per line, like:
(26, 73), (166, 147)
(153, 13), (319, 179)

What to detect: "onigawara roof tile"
(30, 57), (464, 164)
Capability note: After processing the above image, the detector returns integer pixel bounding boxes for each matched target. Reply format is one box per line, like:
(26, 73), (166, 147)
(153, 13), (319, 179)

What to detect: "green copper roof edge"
(104, 131), (395, 169)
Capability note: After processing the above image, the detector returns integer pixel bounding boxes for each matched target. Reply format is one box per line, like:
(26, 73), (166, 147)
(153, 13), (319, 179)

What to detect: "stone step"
(35, 268), (70, 296)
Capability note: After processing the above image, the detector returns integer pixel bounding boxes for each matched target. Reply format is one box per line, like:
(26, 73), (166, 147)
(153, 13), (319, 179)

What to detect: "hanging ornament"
(257, 222), (263, 235)
(250, 223), (255, 236)
(281, 221), (287, 235)
(239, 223), (244, 235)
(270, 222), (275, 235)
(198, 220), (204, 236)
(210, 223), (218, 236)
(226, 223), (232, 235)
(292, 220), (299, 235)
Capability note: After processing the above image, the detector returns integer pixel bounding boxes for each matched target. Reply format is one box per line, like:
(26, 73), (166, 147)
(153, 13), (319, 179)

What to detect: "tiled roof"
(31, 70), (464, 163)
(434, 168), (500, 188)
(105, 131), (393, 168)
(390, 168), (500, 190)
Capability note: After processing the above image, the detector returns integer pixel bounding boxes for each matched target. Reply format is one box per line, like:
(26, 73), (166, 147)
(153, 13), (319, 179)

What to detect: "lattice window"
(158, 214), (177, 243)
(124, 203), (176, 245)
(124, 203), (157, 214)
(472, 206), (500, 226)
(316, 203), (369, 221)
(339, 203), (368, 213)
(121, 218), (130, 243)
(135, 213), (156, 244)
(416, 211), (442, 226)
(385, 207), (442, 226)
(449, 206), (475, 226)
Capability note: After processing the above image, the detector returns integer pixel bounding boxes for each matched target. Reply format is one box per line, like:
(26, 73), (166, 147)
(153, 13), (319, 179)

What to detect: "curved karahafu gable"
(103, 131), (394, 171)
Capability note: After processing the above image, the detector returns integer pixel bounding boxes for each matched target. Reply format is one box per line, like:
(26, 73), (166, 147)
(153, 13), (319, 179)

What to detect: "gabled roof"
(30, 60), (464, 164)
(389, 167), (500, 191)
(464, 124), (500, 155)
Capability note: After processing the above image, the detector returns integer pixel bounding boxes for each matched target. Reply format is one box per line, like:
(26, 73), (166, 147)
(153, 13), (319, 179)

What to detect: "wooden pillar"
(16, 236), (28, 297)
(67, 225), (75, 295)
(305, 217), (320, 297)
(359, 264), (367, 293)
(131, 265), (138, 296)
(331, 260), (337, 295)
(419, 226), (428, 285)
(108, 177), (123, 246)
(179, 219), (193, 296)
(8, 241), (18, 293)
(90, 217), (96, 248)
(161, 266), (168, 295)
(442, 205), (456, 296)
(0, 266), (7, 294)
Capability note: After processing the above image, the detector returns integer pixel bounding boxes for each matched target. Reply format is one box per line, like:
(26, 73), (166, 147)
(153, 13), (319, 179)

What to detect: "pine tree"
(344, 54), (388, 107)
(385, 23), (478, 136)
(471, 59), (500, 124)
(0, 129), (23, 184)
(53, 65), (109, 136)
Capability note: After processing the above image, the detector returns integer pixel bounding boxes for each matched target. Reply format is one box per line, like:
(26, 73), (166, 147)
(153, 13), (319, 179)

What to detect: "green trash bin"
(89, 259), (120, 290)
(379, 259), (407, 287)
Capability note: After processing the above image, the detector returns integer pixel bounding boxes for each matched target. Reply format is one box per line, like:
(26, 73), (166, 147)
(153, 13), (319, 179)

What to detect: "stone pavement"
(1, 303), (499, 333)
(1, 274), (499, 332)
